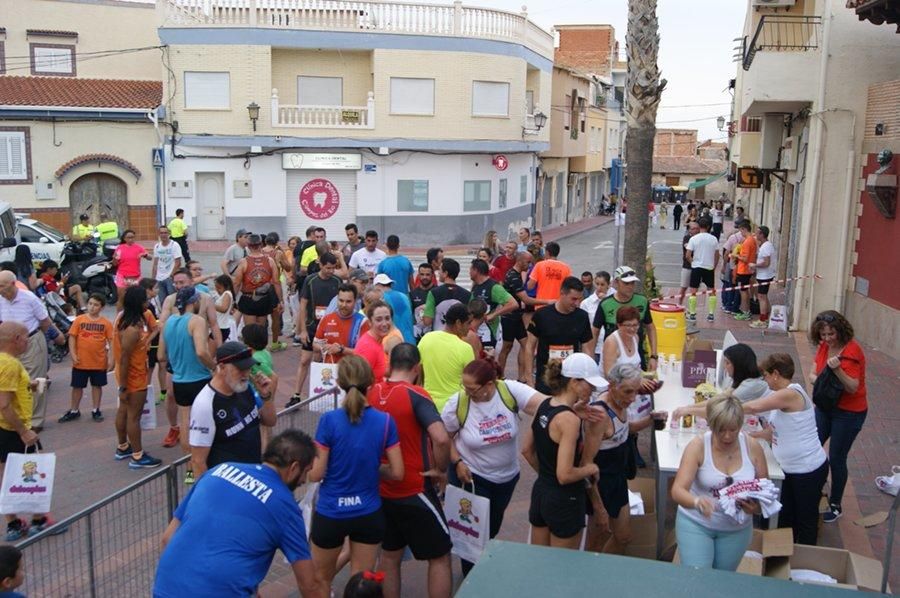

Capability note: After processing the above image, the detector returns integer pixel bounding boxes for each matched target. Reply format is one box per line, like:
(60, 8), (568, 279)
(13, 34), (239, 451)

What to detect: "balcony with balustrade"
(160, 0), (555, 60)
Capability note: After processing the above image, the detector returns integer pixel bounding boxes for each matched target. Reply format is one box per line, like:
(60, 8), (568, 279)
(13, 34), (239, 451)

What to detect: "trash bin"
(650, 302), (687, 359)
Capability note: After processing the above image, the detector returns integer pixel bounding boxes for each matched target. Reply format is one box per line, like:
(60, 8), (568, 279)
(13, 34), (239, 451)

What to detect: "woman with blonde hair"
(672, 394), (767, 570)
(309, 354), (404, 589)
(482, 230), (502, 258)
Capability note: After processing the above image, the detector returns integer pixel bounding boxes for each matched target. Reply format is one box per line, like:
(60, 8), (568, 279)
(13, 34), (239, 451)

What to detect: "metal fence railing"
(16, 387), (340, 597)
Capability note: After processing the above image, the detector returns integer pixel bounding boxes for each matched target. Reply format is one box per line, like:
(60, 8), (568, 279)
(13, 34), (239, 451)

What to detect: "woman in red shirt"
(808, 310), (867, 524)
(355, 300), (392, 383)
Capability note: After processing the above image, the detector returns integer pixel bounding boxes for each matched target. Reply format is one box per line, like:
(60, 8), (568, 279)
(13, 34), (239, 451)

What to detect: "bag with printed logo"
(308, 359), (344, 413)
(141, 385), (158, 430)
(0, 449), (56, 514)
(443, 483), (490, 563)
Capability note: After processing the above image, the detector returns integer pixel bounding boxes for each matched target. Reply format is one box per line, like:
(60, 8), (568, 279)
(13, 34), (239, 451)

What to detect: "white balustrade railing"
(164, 0), (554, 57)
(271, 89), (376, 129)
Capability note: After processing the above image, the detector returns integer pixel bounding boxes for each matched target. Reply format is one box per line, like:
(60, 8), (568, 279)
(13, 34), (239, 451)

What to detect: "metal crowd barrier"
(15, 387), (341, 597)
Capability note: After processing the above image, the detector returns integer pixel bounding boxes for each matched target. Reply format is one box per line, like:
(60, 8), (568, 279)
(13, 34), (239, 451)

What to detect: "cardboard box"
(737, 528), (793, 578)
(788, 544), (884, 592)
(624, 478), (657, 560)
(682, 339), (717, 388)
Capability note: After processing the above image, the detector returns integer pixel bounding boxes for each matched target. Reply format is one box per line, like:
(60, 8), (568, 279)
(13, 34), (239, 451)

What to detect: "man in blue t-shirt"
(375, 235), (415, 295)
(153, 431), (325, 598)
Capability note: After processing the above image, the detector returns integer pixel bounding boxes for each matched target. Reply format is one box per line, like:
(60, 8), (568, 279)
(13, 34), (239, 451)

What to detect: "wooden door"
(69, 173), (128, 228)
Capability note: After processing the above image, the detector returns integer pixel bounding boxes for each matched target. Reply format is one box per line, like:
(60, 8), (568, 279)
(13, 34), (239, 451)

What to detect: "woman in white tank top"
(672, 395), (768, 570)
(739, 353), (828, 546)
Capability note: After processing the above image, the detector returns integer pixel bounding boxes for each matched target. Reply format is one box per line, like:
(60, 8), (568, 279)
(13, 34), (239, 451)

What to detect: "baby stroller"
(43, 292), (73, 364)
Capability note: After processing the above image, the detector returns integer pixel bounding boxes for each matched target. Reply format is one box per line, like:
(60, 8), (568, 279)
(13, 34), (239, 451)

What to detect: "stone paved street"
(17, 218), (899, 596)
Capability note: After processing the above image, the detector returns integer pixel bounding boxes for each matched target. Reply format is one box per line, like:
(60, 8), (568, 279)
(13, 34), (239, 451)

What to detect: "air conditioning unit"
(752, 0), (796, 7)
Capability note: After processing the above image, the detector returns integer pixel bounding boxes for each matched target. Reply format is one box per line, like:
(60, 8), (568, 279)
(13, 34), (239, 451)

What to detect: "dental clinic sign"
(299, 178), (340, 220)
(282, 153), (362, 170)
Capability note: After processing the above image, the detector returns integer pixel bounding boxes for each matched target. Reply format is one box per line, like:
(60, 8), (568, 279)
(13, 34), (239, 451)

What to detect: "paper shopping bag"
(768, 305), (788, 332)
(140, 385), (158, 431)
(443, 484), (490, 563)
(308, 360), (344, 413)
(0, 451), (56, 514)
(298, 482), (319, 540)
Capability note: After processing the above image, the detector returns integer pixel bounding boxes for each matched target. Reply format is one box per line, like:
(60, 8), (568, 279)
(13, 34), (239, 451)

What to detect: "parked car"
(13, 214), (67, 267)
(0, 202), (21, 261)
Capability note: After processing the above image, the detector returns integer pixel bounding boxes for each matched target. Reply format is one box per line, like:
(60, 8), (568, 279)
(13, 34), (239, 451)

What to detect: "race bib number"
(548, 345), (574, 361)
(314, 306), (326, 320)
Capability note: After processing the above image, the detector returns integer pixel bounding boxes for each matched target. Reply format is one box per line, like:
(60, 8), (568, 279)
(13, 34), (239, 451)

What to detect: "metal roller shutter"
(285, 170), (357, 240)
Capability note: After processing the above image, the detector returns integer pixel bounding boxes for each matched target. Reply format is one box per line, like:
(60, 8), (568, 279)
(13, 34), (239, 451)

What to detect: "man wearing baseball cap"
(374, 273), (415, 344)
(589, 266), (658, 373)
(188, 341), (276, 479)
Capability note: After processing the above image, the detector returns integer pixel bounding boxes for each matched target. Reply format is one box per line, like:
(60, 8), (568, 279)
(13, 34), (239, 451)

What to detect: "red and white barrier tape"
(657, 274), (823, 301)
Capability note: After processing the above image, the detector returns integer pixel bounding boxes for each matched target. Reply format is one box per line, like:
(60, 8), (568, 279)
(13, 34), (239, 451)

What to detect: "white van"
(0, 202), (20, 260)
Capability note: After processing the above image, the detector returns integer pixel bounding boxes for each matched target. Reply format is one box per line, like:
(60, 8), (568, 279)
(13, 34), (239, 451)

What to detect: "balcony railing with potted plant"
(163, 0), (554, 58)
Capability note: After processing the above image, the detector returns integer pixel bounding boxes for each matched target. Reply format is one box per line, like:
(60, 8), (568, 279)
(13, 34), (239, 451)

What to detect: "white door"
(285, 171), (357, 240)
(196, 172), (226, 240)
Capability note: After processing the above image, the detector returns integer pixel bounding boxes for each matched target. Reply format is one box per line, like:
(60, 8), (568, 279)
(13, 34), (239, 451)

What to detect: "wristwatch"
(650, 354), (659, 360)
(452, 459), (462, 467)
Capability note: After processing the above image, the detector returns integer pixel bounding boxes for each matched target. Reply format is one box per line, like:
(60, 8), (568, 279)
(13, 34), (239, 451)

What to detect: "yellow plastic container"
(650, 302), (687, 359)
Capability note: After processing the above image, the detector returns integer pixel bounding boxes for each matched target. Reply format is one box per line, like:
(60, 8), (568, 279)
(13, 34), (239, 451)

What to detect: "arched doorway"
(69, 173), (128, 229)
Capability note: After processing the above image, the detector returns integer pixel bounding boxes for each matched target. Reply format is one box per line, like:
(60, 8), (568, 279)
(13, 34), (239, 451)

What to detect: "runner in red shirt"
(366, 343), (452, 598)
(314, 284), (366, 362)
(491, 241), (517, 282)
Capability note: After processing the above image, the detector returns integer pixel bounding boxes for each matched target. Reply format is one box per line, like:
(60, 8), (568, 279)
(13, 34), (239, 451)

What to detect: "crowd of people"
(0, 212), (872, 597)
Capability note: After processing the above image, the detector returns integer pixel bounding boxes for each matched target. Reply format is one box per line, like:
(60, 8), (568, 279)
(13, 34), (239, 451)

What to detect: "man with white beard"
(188, 342), (277, 478)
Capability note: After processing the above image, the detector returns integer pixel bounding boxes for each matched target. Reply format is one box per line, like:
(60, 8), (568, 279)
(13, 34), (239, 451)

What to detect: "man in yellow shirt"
(0, 321), (50, 541)
(95, 213), (119, 247)
(417, 303), (475, 412)
(71, 214), (95, 241)
(168, 208), (190, 261)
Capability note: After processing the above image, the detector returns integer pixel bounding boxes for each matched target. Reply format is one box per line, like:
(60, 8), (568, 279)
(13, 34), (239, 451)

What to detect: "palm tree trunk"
(624, 0), (666, 287)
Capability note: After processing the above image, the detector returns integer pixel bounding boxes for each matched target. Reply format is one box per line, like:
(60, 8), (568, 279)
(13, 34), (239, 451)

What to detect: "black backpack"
(812, 360), (845, 412)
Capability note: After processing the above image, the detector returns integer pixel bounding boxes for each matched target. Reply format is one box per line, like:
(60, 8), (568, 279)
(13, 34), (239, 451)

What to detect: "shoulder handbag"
(812, 361), (844, 412)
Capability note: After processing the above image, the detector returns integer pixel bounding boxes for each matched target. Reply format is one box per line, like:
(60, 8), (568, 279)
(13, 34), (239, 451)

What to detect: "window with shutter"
(0, 131), (29, 182)
(184, 72), (231, 109)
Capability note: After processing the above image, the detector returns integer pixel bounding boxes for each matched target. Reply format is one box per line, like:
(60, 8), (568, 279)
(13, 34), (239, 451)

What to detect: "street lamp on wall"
(247, 102), (260, 132)
(716, 115), (726, 131)
(533, 111), (548, 131)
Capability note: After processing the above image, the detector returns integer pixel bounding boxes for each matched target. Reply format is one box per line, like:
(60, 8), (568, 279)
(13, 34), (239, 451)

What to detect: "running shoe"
(706, 313), (715, 322)
(129, 453), (163, 469)
(162, 426), (180, 448)
(268, 341), (288, 352)
(686, 313), (697, 322)
(184, 470), (195, 485)
(28, 516), (53, 536)
(5, 519), (28, 542)
(749, 319), (768, 329)
(58, 410), (81, 423)
(114, 444), (134, 460)
(286, 394), (303, 409)
(92, 409), (104, 422)
(734, 312), (751, 321)
(823, 504), (842, 523)
(292, 336), (303, 347)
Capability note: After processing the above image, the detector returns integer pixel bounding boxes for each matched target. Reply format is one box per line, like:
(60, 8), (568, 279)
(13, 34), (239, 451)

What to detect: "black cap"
(79, 214), (89, 221)
(215, 341), (258, 370)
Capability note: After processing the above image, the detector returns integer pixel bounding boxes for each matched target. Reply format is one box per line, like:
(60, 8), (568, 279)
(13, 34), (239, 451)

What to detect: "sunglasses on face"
(815, 313), (836, 323)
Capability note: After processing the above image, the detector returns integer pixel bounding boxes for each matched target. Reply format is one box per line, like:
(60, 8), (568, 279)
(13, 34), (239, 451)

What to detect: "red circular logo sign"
(299, 178), (340, 220)
(493, 155), (509, 171)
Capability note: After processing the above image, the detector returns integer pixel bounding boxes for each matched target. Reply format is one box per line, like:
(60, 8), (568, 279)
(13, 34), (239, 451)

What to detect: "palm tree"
(624, 0), (666, 284)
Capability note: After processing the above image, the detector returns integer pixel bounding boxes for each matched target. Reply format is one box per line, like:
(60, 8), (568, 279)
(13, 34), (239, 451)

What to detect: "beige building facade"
(157, 0), (553, 244)
(0, 0), (162, 238)
(728, 0), (900, 355)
